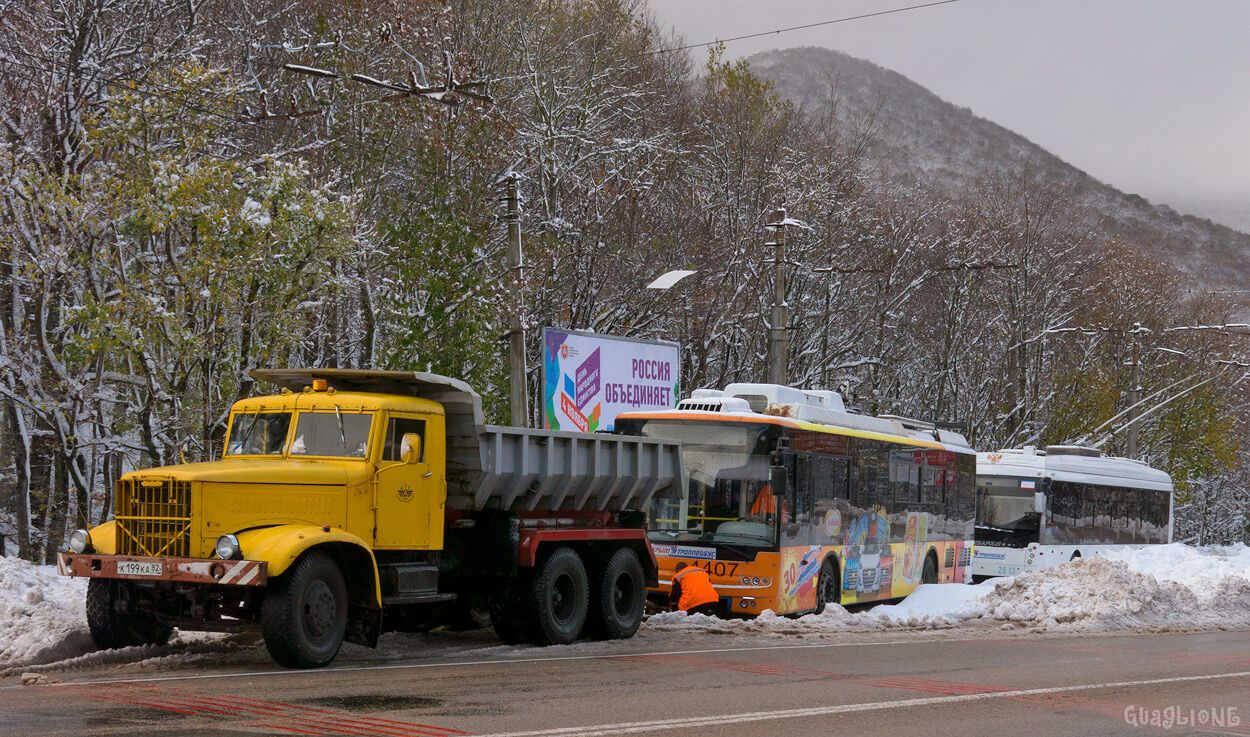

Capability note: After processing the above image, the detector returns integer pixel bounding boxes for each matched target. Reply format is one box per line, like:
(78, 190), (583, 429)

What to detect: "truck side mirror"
(1033, 491), (1047, 515)
(400, 433), (422, 464)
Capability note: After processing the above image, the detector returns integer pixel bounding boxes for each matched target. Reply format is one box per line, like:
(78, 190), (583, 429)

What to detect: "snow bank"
(1098, 543), (1250, 598)
(644, 580), (1002, 636)
(644, 544), (1250, 636)
(0, 556), (93, 670)
(978, 557), (1250, 630)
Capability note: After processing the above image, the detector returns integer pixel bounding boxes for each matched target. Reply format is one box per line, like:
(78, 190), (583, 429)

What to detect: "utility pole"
(1125, 322), (1144, 459)
(503, 173), (529, 427)
(766, 208), (788, 386)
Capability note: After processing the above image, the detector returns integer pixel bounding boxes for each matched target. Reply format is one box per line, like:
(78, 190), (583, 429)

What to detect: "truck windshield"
(226, 412), (291, 455)
(975, 476), (1040, 547)
(290, 412), (372, 458)
(630, 420), (776, 548)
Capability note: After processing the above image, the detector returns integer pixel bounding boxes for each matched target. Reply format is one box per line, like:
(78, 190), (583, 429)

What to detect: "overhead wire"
(640, 0), (965, 58)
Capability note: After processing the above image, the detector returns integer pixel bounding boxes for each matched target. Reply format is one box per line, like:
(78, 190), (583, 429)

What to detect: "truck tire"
(261, 552), (348, 668)
(490, 581), (531, 645)
(590, 547), (645, 640)
(527, 547), (588, 645)
(85, 578), (172, 649)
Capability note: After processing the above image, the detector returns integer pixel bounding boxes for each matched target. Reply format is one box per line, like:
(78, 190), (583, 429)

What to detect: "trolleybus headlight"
(68, 529), (92, 554)
(215, 534), (241, 560)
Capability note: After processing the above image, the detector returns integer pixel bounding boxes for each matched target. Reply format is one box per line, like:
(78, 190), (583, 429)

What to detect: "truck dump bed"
(251, 369), (684, 513)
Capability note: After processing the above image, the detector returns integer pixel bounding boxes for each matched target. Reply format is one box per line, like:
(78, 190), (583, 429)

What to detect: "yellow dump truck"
(59, 369), (682, 668)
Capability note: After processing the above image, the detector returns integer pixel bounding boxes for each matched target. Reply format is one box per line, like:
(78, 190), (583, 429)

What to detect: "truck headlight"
(68, 529), (92, 554)
(215, 534), (241, 560)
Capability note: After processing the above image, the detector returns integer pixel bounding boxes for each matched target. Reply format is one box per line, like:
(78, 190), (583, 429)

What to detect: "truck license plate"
(117, 561), (163, 577)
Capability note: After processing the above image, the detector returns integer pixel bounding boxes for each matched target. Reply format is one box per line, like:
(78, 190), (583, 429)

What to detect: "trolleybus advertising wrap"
(616, 392), (976, 617)
(542, 328), (681, 433)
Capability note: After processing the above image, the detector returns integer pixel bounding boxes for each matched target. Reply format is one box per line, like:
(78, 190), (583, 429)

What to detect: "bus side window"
(812, 455), (834, 507)
(784, 452), (813, 526)
(812, 455), (849, 511)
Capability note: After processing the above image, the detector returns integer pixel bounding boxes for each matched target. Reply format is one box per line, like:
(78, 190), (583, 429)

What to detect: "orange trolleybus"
(615, 383), (976, 616)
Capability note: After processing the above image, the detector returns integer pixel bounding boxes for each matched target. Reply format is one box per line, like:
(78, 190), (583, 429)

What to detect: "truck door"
(374, 412), (445, 549)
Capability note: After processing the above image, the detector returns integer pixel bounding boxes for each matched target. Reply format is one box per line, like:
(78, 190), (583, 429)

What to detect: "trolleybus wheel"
(261, 551), (348, 668)
(921, 553), (939, 585)
(590, 547), (645, 640)
(528, 547), (588, 646)
(816, 558), (841, 613)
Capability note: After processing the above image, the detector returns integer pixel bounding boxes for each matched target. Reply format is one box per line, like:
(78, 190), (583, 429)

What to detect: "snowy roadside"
(4, 543), (1250, 677)
(0, 557), (258, 676)
(0, 557), (94, 671)
(646, 543), (1250, 636)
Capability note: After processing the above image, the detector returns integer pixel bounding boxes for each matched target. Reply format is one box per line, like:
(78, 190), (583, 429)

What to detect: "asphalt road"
(4, 627), (1250, 737)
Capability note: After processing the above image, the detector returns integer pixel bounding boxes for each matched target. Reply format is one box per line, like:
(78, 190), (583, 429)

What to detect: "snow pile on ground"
(861, 579), (998, 627)
(645, 579), (1002, 636)
(1098, 543), (1250, 600)
(645, 544), (1250, 636)
(979, 545), (1250, 630)
(0, 556), (93, 670)
(979, 557), (1233, 630)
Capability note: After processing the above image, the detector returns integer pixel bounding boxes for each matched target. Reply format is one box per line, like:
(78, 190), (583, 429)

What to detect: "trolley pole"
(767, 208), (788, 386)
(504, 173), (529, 427)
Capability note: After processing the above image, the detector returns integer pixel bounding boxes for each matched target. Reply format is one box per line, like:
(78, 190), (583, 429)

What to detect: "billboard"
(542, 328), (681, 433)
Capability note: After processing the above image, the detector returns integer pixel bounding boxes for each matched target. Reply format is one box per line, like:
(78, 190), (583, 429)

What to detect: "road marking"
(36, 637), (959, 688)
(90, 684), (470, 737)
(468, 670), (1250, 737)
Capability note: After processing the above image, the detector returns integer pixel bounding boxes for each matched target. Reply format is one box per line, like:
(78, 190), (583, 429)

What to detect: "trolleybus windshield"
(630, 420), (778, 548)
(975, 476), (1041, 547)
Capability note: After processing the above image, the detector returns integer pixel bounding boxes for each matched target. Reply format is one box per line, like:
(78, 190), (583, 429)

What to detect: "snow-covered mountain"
(750, 47), (1250, 287)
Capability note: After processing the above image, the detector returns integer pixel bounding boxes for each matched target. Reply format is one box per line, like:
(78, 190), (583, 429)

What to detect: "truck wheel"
(261, 552), (348, 668)
(490, 582), (531, 645)
(590, 548), (645, 640)
(816, 558), (840, 613)
(86, 579), (172, 649)
(528, 547), (588, 645)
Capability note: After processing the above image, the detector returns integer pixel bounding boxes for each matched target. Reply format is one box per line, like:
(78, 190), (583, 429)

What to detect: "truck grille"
(115, 478), (192, 557)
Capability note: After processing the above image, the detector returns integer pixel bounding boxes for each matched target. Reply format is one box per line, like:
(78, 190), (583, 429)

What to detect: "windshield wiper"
(333, 405), (346, 449)
(711, 541), (764, 558)
(979, 524), (1026, 534)
(236, 407), (262, 451)
(650, 527), (702, 538)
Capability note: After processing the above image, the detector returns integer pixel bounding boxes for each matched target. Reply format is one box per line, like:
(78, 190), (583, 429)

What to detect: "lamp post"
(766, 208), (789, 386)
(502, 173), (528, 427)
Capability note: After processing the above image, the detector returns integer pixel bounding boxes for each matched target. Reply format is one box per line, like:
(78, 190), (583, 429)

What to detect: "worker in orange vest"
(670, 562), (720, 616)
(749, 484), (790, 523)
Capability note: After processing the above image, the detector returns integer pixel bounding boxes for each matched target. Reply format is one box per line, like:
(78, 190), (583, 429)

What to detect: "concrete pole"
(505, 174), (529, 427)
(1125, 323), (1142, 458)
(767, 208), (788, 386)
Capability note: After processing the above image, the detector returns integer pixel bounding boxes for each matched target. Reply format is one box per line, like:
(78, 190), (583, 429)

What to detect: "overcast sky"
(647, 0), (1250, 227)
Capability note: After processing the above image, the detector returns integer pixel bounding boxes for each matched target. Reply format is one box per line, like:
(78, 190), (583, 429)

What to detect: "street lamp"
(646, 270), (697, 290)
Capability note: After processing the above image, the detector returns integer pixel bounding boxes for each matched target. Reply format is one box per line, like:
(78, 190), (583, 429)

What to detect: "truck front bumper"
(58, 552), (268, 587)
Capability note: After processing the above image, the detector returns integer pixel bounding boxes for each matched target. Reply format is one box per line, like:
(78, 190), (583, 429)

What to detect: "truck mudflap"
(58, 552), (268, 587)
